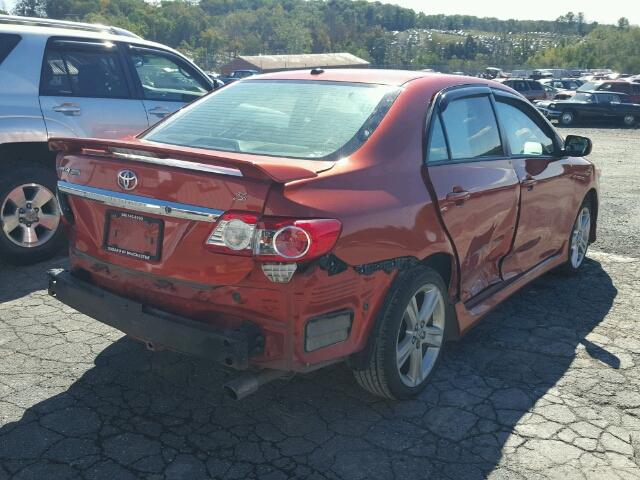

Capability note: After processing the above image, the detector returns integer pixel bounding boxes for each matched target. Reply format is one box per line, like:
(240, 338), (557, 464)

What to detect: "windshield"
(572, 93), (594, 103)
(578, 82), (597, 92)
(143, 80), (400, 160)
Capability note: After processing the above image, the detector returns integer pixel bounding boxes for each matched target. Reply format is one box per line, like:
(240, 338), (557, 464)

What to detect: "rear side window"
(426, 115), (448, 162)
(528, 81), (543, 91)
(0, 34), (21, 66)
(41, 42), (129, 98)
(440, 96), (503, 160)
(512, 81), (529, 92)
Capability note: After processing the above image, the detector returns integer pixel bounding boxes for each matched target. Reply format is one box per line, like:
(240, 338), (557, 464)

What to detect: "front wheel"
(557, 199), (592, 274)
(0, 164), (65, 265)
(353, 268), (453, 399)
(560, 111), (575, 126)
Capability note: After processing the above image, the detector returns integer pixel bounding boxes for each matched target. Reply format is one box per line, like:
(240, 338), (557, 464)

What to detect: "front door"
(493, 92), (574, 279)
(39, 39), (149, 139)
(425, 89), (519, 302)
(125, 46), (212, 126)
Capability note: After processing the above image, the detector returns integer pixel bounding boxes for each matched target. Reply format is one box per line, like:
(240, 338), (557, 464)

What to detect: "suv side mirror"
(564, 135), (592, 157)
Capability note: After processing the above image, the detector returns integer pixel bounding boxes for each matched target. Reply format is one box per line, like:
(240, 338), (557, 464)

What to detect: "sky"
(378, 0), (640, 26)
(2, 0), (639, 25)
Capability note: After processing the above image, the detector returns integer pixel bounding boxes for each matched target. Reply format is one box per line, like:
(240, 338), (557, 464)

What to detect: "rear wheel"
(623, 114), (636, 127)
(560, 111), (575, 126)
(353, 268), (452, 399)
(0, 164), (65, 265)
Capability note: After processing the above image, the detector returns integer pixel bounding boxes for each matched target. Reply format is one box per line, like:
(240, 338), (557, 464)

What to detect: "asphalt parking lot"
(0, 127), (639, 480)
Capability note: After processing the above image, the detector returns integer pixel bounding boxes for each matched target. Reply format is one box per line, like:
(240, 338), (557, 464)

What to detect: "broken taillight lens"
(205, 212), (342, 263)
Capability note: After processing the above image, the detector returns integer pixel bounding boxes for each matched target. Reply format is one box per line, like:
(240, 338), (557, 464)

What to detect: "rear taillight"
(206, 212), (342, 264)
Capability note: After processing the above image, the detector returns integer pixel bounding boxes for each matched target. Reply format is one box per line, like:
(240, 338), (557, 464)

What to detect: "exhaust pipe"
(224, 369), (289, 400)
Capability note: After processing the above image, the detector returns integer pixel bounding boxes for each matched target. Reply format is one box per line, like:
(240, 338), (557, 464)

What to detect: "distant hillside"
(11, 0), (632, 72)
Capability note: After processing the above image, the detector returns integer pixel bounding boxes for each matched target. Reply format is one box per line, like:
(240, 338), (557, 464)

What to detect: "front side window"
(129, 48), (210, 102)
(41, 44), (129, 98)
(495, 101), (555, 156)
(528, 81), (543, 91)
(144, 80), (400, 160)
(572, 93), (595, 103)
(440, 96), (503, 160)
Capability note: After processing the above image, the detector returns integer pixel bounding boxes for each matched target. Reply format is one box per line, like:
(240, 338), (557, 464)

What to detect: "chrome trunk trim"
(57, 181), (223, 223)
(110, 149), (243, 177)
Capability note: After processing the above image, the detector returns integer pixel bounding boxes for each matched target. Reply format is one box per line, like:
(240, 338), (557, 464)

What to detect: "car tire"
(557, 198), (593, 275)
(0, 164), (65, 265)
(560, 111), (575, 126)
(353, 267), (453, 399)
(623, 114), (636, 127)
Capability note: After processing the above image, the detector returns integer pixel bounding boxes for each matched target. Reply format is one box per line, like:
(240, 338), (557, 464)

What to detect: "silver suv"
(0, 15), (214, 264)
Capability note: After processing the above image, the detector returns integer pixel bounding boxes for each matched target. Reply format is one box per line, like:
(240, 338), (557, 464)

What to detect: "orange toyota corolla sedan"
(47, 69), (598, 400)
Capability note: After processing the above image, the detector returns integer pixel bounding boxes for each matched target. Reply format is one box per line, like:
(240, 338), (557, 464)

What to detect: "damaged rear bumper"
(47, 269), (264, 369)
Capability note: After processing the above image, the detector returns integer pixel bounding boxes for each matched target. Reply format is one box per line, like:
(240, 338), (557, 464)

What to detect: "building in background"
(221, 52), (369, 75)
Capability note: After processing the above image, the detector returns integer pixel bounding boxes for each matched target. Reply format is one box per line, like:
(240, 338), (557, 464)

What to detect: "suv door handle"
(522, 177), (538, 190)
(148, 107), (171, 117)
(53, 103), (81, 115)
(445, 190), (471, 204)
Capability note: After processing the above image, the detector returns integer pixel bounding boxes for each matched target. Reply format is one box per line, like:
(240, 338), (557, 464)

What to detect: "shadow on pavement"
(0, 254), (68, 303)
(0, 258), (617, 479)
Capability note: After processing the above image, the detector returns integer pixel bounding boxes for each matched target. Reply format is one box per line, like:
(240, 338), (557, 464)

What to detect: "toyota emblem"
(117, 170), (138, 191)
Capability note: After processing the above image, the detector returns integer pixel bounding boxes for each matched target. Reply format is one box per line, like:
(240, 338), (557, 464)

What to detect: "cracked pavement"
(0, 127), (639, 479)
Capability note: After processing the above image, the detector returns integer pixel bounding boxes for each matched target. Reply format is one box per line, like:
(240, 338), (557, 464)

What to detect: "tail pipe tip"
(223, 369), (289, 401)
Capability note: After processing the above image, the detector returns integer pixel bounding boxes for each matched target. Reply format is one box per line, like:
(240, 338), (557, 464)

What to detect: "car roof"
(580, 90), (629, 96)
(252, 68), (441, 87)
(0, 21), (182, 55)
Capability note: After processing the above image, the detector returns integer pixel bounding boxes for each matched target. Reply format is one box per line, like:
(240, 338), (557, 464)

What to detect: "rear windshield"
(143, 80), (400, 160)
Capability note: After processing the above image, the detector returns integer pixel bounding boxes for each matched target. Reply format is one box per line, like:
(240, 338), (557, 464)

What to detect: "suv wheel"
(623, 114), (636, 127)
(353, 268), (453, 399)
(0, 165), (65, 264)
(560, 111), (575, 126)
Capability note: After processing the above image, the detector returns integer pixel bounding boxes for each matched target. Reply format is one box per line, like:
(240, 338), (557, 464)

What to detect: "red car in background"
(48, 70), (598, 400)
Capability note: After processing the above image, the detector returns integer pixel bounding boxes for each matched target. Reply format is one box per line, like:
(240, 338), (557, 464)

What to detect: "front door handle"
(148, 106), (171, 118)
(522, 177), (538, 190)
(445, 190), (471, 205)
(52, 103), (81, 115)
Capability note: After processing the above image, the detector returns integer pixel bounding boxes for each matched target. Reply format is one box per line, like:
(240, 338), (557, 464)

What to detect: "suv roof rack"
(0, 14), (141, 39)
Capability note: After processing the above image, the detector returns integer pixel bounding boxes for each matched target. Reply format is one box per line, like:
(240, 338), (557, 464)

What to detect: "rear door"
(124, 45), (212, 124)
(425, 87), (520, 301)
(493, 91), (573, 279)
(39, 38), (149, 139)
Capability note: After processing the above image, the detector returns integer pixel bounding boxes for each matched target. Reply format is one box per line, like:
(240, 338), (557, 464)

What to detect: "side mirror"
(563, 135), (592, 157)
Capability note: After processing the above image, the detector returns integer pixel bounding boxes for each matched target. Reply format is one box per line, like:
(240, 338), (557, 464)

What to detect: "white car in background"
(0, 15), (214, 264)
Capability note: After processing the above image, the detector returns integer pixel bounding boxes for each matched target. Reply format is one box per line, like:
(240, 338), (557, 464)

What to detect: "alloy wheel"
(624, 114), (635, 126)
(1, 183), (60, 248)
(561, 112), (573, 125)
(570, 206), (590, 268)
(395, 283), (445, 388)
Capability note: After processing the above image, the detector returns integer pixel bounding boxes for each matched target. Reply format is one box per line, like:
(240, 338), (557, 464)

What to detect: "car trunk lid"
(52, 137), (331, 286)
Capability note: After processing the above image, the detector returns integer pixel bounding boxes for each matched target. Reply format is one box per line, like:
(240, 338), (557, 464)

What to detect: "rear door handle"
(148, 106), (171, 118)
(445, 190), (471, 204)
(522, 177), (538, 190)
(52, 103), (81, 115)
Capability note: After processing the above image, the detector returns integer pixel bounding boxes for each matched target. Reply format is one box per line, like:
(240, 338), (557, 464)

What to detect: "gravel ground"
(0, 127), (639, 479)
